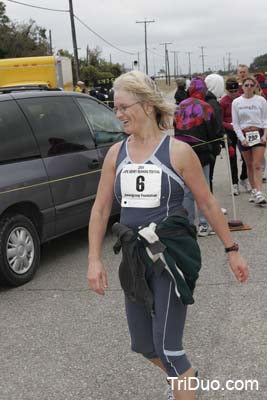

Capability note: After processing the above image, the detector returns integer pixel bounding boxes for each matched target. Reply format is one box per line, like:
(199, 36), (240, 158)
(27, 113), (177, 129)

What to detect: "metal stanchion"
(223, 134), (251, 231)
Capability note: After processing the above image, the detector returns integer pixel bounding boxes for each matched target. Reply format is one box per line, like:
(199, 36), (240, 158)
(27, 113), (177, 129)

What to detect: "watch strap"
(225, 242), (239, 253)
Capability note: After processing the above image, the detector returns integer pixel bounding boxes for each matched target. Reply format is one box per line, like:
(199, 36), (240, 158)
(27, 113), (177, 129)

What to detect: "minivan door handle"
(89, 159), (100, 168)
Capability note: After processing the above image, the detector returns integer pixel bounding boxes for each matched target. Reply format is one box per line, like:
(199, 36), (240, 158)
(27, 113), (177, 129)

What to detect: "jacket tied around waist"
(112, 210), (202, 313)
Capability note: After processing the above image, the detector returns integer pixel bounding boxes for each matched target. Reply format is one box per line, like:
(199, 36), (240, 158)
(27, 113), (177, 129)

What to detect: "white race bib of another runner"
(120, 163), (162, 208)
(246, 130), (261, 147)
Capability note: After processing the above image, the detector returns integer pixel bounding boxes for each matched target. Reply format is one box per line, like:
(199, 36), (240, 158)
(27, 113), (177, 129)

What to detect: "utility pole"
(186, 51), (192, 77)
(86, 45), (89, 66)
(160, 42), (172, 85)
(49, 29), (53, 55)
(199, 46), (206, 74)
(223, 56), (226, 74)
(166, 47), (171, 85)
(170, 50), (180, 78)
(176, 51), (180, 77)
(69, 0), (80, 82)
(170, 51), (176, 79)
(226, 52), (231, 73)
(136, 18), (155, 75)
(153, 47), (156, 76)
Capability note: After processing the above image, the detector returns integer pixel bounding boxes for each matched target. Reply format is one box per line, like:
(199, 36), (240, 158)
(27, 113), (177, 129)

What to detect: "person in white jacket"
(232, 75), (267, 204)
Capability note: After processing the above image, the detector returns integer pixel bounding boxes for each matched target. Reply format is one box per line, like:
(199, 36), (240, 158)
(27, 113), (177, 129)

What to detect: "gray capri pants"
(124, 267), (191, 377)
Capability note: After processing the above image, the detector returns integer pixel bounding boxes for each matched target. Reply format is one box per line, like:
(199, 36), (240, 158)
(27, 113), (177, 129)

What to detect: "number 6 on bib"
(121, 163), (162, 208)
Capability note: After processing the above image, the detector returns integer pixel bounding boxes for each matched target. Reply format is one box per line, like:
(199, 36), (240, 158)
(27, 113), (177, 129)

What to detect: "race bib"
(245, 130), (261, 147)
(120, 163), (162, 208)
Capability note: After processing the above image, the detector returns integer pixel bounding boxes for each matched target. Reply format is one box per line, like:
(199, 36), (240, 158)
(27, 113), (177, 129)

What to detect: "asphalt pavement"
(0, 95), (267, 399)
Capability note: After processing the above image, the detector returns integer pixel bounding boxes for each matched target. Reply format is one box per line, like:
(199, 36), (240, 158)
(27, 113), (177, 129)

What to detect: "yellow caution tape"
(0, 137), (223, 196)
(191, 137), (224, 148)
(0, 169), (101, 196)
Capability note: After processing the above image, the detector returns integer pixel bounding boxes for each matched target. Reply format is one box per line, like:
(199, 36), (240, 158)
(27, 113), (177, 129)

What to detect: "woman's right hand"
(241, 139), (249, 147)
(87, 259), (108, 295)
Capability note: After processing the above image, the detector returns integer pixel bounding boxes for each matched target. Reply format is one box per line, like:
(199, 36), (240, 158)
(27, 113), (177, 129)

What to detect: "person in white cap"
(75, 80), (88, 94)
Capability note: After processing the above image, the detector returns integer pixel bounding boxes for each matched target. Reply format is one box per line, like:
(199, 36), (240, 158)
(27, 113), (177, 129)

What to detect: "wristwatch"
(225, 242), (239, 253)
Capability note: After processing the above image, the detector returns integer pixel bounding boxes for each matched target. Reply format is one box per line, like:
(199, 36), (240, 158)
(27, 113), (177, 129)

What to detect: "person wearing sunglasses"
(220, 77), (249, 195)
(87, 70), (248, 400)
(232, 76), (267, 204)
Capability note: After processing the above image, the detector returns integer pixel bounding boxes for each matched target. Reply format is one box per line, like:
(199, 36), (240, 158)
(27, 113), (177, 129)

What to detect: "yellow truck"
(0, 55), (73, 91)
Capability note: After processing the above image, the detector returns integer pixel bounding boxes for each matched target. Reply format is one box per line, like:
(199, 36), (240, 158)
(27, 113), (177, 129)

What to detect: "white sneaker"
(249, 188), (257, 203)
(165, 386), (174, 400)
(233, 184), (240, 196)
(255, 191), (267, 205)
(240, 179), (251, 192)
(198, 224), (209, 237)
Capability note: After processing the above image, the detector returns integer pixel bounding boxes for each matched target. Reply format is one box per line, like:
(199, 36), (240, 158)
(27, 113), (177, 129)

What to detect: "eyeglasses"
(244, 83), (255, 88)
(113, 102), (140, 114)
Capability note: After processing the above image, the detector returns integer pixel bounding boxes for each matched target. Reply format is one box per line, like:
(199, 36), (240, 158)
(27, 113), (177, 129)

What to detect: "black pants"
(228, 131), (247, 184)
(209, 157), (216, 193)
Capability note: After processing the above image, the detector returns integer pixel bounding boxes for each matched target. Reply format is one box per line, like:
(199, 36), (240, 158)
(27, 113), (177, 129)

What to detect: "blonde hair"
(113, 70), (175, 130)
(238, 64), (249, 71)
(242, 75), (261, 95)
(242, 75), (257, 86)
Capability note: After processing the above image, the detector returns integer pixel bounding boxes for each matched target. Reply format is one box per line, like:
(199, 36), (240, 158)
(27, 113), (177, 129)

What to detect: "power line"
(74, 15), (138, 56)
(147, 48), (165, 58)
(6, 0), (139, 56)
(6, 0), (68, 12)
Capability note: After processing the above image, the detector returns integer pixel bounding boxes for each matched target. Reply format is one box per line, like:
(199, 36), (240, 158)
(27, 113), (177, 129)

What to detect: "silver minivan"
(0, 90), (124, 286)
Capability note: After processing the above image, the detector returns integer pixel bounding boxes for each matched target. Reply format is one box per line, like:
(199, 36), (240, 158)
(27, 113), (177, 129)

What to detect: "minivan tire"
(0, 214), (40, 286)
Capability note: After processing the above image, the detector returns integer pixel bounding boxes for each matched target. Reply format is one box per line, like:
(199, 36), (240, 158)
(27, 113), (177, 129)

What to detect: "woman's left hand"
(227, 252), (249, 283)
(261, 135), (267, 144)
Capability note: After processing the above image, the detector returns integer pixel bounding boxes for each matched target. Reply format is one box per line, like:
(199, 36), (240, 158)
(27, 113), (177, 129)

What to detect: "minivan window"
(19, 97), (95, 157)
(0, 100), (39, 163)
(76, 97), (125, 145)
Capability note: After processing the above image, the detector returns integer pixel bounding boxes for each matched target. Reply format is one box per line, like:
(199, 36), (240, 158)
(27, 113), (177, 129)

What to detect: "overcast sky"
(4, 0), (267, 76)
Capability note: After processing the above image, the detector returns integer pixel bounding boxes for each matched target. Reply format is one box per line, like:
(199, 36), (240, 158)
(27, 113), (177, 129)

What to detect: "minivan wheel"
(0, 214), (40, 286)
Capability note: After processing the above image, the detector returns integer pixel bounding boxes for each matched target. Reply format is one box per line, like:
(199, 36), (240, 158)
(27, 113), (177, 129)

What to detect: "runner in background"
(232, 75), (267, 205)
(234, 65), (251, 191)
(220, 77), (250, 195)
(254, 72), (267, 182)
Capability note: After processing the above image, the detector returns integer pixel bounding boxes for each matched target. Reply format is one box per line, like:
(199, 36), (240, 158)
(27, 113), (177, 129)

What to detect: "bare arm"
(261, 98), (267, 142)
(87, 142), (121, 294)
(171, 139), (249, 283)
(232, 100), (248, 145)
